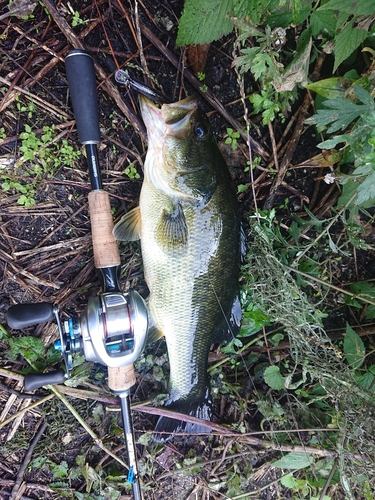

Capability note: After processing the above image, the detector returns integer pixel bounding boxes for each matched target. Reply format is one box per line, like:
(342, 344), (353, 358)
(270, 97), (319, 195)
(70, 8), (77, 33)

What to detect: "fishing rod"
(6, 50), (148, 500)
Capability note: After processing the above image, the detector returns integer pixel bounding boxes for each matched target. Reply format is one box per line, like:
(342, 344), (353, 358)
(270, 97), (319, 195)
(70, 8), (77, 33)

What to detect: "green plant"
(15, 96), (37, 118)
(239, 213), (375, 497)
(71, 11), (87, 27)
(1, 178), (36, 207)
(124, 163), (140, 179)
(176, 0), (375, 125)
(6, 336), (61, 373)
(224, 127), (240, 150)
(1, 124), (81, 206)
(306, 84), (375, 218)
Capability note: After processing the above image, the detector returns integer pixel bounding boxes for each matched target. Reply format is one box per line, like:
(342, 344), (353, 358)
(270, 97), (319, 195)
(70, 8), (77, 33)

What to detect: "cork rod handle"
(88, 190), (121, 269)
(108, 364), (137, 393)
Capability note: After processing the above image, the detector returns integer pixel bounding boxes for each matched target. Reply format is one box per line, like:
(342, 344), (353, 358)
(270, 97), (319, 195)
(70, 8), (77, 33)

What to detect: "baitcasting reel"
(6, 290), (148, 392)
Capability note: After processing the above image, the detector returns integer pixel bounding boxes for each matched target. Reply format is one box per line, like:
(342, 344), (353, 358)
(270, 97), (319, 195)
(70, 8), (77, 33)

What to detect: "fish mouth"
(139, 94), (198, 140)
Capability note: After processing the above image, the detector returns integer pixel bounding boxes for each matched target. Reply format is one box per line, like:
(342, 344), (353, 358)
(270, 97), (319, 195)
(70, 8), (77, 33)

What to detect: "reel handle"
(7, 303), (54, 329)
(24, 369), (65, 392)
(65, 50), (101, 145)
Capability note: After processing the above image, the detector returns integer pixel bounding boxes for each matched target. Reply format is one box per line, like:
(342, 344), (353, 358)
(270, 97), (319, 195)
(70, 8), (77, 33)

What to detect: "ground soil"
(1, 1), (375, 499)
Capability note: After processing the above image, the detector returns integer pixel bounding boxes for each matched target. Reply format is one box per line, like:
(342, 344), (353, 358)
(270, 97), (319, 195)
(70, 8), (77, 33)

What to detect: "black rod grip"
(65, 50), (101, 145)
(24, 369), (65, 392)
(7, 303), (54, 329)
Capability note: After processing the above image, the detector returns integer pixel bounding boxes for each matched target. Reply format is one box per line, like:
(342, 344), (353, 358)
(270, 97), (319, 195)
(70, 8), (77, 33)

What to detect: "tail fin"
(153, 391), (212, 443)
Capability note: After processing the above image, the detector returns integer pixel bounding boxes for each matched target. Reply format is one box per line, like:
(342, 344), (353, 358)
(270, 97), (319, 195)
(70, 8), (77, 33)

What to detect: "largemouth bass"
(114, 94), (242, 442)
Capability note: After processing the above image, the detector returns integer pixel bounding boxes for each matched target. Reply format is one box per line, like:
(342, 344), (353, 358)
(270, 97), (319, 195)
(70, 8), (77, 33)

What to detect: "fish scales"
(114, 94), (242, 441)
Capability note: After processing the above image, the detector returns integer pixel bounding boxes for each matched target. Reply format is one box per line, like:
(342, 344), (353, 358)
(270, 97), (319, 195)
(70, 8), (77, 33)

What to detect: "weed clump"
(245, 216), (375, 499)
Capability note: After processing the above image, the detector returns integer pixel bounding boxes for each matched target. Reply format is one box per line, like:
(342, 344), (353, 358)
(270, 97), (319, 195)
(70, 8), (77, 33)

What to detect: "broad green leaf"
(366, 305), (375, 319)
(240, 305), (270, 337)
(344, 295), (362, 308)
(280, 473), (299, 489)
(356, 171), (375, 204)
(51, 461), (69, 479)
(309, 10), (336, 38)
(237, 183), (250, 193)
(264, 365), (286, 390)
(350, 281), (375, 299)
(305, 77), (355, 99)
(176, 0), (234, 46)
(318, 0), (375, 15)
(317, 134), (351, 150)
(337, 180), (373, 209)
(221, 337), (243, 354)
(0, 324), (9, 340)
(267, 6), (311, 29)
(344, 324), (365, 370)
(235, 0), (278, 25)
(356, 365), (375, 391)
(8, 336), (45, 364)
(333, 24), (368, 73)
(273, 452), (314, 470)
(269, 333), (284, 347)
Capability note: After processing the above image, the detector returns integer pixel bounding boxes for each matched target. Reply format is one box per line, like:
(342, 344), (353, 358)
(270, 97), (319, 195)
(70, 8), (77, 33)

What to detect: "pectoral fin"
(147, 325), (165, 343)
(156, 203), (188, 249)
(113, 207), (141, 241)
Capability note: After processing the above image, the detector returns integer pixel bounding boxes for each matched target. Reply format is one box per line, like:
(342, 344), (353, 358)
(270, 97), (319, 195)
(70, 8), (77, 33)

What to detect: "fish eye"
(195, 123), (208, 138)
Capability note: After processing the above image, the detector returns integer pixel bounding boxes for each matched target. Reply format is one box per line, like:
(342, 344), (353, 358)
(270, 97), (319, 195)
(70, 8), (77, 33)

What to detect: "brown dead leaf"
(185, 44), (210, 74)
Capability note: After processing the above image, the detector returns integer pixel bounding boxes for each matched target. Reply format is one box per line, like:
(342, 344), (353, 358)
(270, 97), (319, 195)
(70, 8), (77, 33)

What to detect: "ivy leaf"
(343, 324), (365, 370)
(264, 365), (286, 390)
(333, 23), (368, 72)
